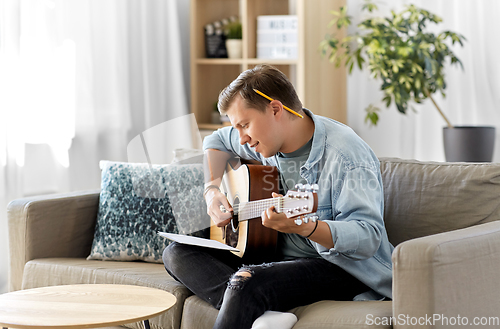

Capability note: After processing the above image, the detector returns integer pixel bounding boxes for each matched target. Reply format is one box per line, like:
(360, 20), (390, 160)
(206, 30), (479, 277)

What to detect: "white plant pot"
(226, 39), (242, 59)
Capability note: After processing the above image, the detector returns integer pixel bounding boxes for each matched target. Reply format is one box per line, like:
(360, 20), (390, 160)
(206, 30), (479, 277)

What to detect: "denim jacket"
(203, 108), (394, 299)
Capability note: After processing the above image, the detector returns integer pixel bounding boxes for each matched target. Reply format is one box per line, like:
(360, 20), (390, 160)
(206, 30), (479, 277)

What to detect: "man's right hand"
(205, 188), (233, 227)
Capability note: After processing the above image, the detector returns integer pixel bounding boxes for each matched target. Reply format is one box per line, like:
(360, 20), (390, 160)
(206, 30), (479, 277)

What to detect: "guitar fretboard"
(233, 197), (284, 221)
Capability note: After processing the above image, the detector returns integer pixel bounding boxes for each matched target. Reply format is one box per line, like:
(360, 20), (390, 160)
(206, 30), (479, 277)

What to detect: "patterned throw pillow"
(87, 161), (210, 263)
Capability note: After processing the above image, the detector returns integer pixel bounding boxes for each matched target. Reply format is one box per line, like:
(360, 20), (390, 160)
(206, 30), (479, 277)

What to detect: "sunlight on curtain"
(0, 0), (77, 294)
(0, 0), (191, 293)
(1, 40), (75, 167)
(0, 0), (75, 168)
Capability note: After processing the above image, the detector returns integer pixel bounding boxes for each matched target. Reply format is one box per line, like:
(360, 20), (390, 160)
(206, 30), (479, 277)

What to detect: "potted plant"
(225, 19), (242, 59)
(320, 1), (495, 162)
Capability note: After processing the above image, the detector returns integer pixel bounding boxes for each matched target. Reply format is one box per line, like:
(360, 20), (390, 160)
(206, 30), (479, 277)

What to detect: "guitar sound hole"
(231, 216), (239, 232)
(225, 196), (239, 248)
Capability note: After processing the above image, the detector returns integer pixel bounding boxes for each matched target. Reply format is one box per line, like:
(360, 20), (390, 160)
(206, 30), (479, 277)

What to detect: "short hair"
(217, 64), (303, 116)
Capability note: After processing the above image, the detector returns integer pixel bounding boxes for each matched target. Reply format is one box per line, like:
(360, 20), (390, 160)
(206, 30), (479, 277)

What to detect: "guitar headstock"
(282, 184), (319, 225)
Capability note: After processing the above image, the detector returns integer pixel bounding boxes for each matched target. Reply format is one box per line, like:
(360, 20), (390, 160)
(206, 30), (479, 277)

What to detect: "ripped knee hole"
(228, 268), (253, 289)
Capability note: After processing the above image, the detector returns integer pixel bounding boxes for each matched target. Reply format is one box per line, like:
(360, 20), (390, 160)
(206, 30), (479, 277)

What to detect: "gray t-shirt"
(276, 138), (321, 260)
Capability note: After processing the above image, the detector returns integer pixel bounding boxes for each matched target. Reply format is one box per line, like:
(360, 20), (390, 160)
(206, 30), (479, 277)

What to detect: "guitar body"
(210, 162), (280, 263)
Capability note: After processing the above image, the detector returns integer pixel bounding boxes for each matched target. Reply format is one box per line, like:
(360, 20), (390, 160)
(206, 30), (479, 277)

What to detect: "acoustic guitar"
(210, 161), (318, 263)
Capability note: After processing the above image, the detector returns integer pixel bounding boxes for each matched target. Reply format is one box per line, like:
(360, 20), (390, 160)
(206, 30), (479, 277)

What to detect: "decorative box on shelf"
(257, 15), (298, 59)
(204, 19), (228, 58)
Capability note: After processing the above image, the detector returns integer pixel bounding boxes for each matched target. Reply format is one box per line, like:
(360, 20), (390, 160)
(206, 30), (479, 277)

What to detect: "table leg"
(143, 320), (151, 329)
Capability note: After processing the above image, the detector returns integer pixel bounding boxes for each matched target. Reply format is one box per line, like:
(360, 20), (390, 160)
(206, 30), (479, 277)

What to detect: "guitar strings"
(232, 199), (280, 211)
(232, 198), (284, 219)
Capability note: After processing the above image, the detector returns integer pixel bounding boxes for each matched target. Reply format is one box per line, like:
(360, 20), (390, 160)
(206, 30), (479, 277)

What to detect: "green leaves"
(362, 0), (378, 13)
(397, 46), (413, 57)
(365, 104), (381, 126)
(320, 0), (466, 125)
(328, 6), (352, 29)
(440, 31), (467, 46)
(225, 21), (242, 39)
(391, 59), (405, 73)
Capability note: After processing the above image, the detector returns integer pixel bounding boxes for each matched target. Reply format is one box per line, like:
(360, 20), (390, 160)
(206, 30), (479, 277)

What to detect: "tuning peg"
(305, 184), (319, 192)
(294, 183), (305, 192)
(294, 218), (303, 226)
(302, 216), (309, 224)
(310, 215), (319, 222)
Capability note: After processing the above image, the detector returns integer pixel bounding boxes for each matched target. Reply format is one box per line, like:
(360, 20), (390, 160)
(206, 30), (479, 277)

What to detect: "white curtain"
(346, 0), (500, 162)
(0, 0), (190, 293)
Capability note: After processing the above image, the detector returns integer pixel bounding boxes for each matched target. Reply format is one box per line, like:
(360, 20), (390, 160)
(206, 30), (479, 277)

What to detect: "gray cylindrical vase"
(443, 126), (496, 162)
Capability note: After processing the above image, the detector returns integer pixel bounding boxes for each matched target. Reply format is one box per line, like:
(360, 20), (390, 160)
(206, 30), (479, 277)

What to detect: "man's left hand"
(261, 192), (308, 235)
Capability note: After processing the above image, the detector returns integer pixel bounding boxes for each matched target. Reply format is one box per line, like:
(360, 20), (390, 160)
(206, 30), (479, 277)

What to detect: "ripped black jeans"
(162, 242), (369, 329)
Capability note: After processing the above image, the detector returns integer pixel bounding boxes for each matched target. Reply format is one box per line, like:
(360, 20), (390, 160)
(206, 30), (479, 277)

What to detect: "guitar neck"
(234, 198), (283, 222)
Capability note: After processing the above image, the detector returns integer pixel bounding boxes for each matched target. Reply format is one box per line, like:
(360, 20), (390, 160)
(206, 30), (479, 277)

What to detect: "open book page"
(158, 232), (240, 252)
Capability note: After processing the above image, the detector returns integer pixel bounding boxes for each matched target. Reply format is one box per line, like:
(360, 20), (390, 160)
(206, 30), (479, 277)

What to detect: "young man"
(163, 64), (393, 329)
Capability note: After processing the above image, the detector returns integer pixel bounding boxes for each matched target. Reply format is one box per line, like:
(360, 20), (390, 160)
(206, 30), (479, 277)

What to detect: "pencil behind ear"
(254, 89), (303, 118)
(269, 100), (283, 116)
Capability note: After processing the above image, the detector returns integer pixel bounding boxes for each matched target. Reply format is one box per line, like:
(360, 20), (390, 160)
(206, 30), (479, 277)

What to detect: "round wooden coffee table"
(0, 284), (176, 329)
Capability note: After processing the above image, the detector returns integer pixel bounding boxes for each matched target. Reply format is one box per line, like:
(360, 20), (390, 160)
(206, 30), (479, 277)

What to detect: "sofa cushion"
(87, 161), (210, 263)
(22, 258), (192, 329)
(179, 295), (218, 329)
(180, 295), (393, 329)
(379, 158), (500, 245)
(291, 300), (393, 329)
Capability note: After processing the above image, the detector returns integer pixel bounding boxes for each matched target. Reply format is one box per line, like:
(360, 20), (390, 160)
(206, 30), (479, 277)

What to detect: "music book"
(158, 232), (240, 252)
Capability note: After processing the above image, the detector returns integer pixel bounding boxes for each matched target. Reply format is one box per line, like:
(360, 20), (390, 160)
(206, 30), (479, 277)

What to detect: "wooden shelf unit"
(190, 0), (346, 129)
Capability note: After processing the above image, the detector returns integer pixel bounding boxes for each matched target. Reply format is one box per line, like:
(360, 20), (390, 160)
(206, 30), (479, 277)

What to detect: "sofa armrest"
(392, 220), (500, 329)
(7, 190), (100, 292)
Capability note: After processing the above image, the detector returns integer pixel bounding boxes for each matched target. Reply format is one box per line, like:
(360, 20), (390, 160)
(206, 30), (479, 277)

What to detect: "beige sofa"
(8, 158), (500, 329)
